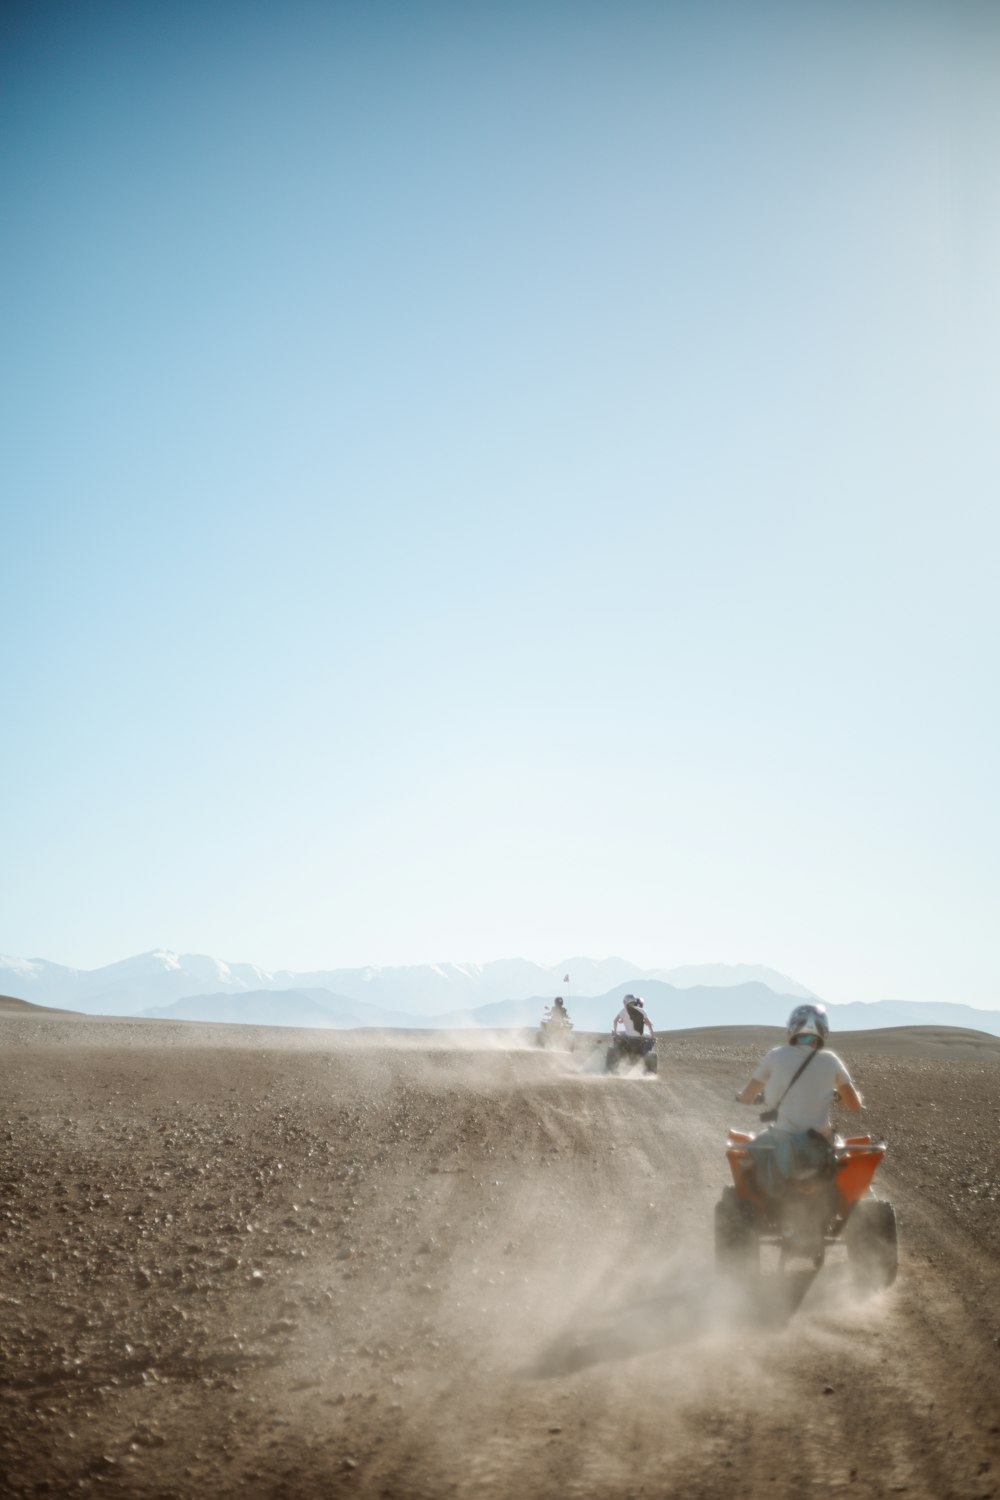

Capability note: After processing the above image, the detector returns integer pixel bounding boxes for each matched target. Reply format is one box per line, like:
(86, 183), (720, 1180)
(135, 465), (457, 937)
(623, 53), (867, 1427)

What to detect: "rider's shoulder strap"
(773, 1044), (820, 1112)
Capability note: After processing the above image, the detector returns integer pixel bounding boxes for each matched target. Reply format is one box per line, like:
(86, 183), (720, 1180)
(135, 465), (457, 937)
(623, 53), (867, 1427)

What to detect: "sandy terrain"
(1, 1005), (999, 1499)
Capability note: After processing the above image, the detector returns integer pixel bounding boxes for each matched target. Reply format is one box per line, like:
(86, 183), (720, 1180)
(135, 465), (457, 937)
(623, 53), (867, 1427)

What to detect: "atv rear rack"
(725, 1130), (886, 1215)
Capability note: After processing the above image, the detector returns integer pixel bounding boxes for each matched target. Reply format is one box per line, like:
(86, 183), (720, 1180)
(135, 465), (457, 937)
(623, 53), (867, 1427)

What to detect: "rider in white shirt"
(735, 1004), (863, 1193)
(737, 1003), (862, 1139)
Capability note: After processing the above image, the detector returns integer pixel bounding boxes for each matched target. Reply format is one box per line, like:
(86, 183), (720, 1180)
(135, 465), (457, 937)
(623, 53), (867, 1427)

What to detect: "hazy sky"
(3, 0), (998, 1006)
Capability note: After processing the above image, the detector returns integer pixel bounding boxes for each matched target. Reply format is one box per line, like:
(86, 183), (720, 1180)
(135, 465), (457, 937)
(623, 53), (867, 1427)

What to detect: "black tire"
(605, 1045), (620, 1073)
(644, 1051), (658, 1074)
(715, 1187), (760, 1276)
(846, 1199), (898, 1289)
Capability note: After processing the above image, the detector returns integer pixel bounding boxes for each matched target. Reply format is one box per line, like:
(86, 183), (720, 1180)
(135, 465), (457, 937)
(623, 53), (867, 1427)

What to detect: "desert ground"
(1, 997), (999, 1500)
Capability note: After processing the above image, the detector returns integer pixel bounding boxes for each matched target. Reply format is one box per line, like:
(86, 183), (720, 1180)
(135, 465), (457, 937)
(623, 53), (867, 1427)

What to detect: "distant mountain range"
(1, 949), (998, 1038)
(138, 982), (1000, 1040)
(0, 950), (816, 1018)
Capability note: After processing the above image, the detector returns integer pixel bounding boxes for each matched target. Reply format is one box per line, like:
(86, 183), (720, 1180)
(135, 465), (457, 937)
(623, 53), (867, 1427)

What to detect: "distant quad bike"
(537, 1012), (575, 1051)
(605, 1034), (658, 1076)
(715, 1126), (897, 1286)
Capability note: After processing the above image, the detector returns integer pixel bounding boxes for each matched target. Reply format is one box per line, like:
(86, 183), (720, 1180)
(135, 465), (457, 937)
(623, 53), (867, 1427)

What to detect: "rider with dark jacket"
(542, 996), (572, 1031)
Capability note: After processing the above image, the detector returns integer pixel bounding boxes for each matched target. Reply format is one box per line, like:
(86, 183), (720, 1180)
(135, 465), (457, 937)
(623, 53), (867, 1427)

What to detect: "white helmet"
(787, 1003), (828, 1047)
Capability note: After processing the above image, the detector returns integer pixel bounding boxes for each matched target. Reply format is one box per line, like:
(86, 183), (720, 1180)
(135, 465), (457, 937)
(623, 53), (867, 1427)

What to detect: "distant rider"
(612, 994), (655, 1055)
(544, 996), (572, 1028)
(735, 1003), (862, 1193)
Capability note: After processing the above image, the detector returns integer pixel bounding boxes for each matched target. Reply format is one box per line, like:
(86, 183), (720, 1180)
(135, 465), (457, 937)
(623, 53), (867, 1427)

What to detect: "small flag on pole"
(563, 975), (570, 983)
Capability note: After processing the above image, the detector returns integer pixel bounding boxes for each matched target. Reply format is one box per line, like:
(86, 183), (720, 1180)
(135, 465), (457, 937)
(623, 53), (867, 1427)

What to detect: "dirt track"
(1, 1007), (999, 1499)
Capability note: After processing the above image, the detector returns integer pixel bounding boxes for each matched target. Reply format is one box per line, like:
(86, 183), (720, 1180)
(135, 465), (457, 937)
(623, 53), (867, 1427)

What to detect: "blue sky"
(3, 0), (998, 1005)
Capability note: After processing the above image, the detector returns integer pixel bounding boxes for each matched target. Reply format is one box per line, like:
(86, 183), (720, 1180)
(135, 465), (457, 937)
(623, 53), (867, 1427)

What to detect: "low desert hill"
(670, 1022), (1000, 1061)
(0, 992), (77, 1017)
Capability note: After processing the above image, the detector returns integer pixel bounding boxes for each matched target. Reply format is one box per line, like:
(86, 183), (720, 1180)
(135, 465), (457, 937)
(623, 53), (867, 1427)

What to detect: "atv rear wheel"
(846, 1198), (898, 1290)
(643, 1051), (658, 1074)
(715, 1187), (759, 1277)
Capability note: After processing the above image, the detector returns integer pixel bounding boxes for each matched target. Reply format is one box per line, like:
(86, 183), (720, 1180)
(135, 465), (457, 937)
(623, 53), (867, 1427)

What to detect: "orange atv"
(715, 1126), (897, 1286)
